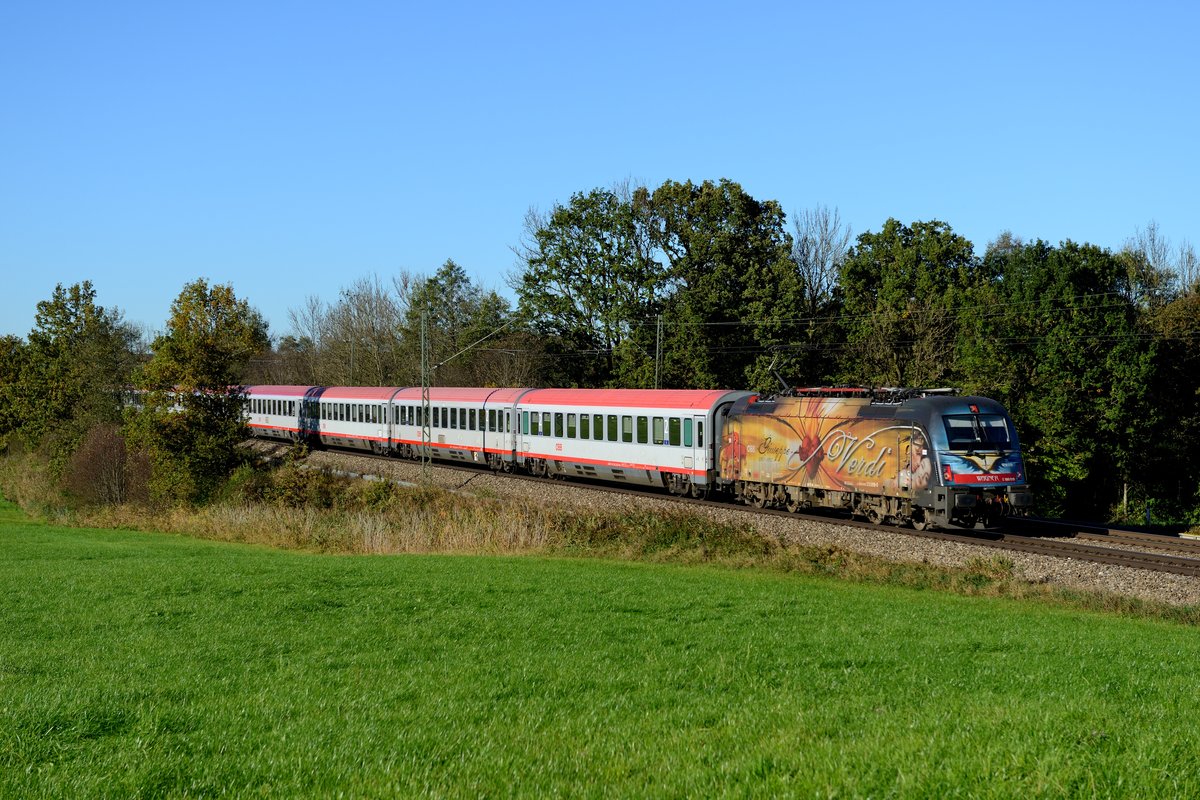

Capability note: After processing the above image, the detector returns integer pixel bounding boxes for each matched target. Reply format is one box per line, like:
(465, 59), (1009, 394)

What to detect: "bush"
(63, 425), (124, 505)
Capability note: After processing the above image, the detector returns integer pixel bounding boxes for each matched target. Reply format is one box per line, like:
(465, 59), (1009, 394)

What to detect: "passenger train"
(244, 384), (1032, 529)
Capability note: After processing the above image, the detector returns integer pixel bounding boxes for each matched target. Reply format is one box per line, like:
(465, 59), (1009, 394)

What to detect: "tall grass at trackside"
(2, 501), (1200, 798)
(2, 447), (1199, 625)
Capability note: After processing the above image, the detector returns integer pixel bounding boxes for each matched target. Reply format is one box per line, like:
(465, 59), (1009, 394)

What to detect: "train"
(244, 384), (1032, 529)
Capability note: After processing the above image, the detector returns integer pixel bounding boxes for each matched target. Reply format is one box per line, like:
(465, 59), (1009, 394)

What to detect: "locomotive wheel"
(749, 486), (767, 508)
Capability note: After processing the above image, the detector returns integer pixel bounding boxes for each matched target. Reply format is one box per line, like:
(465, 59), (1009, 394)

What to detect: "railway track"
(305, 445), (1200, 579)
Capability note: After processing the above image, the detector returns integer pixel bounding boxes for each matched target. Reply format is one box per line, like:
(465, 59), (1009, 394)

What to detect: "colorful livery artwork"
(720, 390), (1030, 529)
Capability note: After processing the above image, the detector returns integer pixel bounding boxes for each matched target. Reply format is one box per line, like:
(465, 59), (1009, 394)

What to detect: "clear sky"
(3, 1), (1197, 339)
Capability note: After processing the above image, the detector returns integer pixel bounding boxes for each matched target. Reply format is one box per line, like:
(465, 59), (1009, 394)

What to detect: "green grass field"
(3, 500), (1199, 798)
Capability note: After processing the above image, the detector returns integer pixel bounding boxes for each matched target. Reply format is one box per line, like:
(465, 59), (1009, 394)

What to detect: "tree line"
(1, 178), (1197, 522)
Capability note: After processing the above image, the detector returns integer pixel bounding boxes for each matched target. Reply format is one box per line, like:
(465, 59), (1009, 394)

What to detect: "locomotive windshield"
(942, 414), (1012, 451)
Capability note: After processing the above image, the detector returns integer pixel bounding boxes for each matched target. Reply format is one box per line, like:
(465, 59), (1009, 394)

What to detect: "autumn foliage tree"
(127, 279), (268, 505)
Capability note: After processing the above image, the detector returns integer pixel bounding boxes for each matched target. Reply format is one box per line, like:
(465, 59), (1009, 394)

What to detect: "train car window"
(554, 413), (564, 437)
(653, 417), (665, 445)
(505, 411), (511, 433)
(622, 415), (633, 443)
(433, 407), (440, 427)
(442, 407), (448, 428)
(594, 414), (604, 440)
(669, 417), (680, 446)
(523, 411), (530, 435)
(532, 411), (541, 436)
(469, 409), (476, 431)
(698, 421), (704, 447)
(637, 416), (649, 444)
(607, 415), (618, 441)
(683, 419), (693, 447)
(579, 414), (589, 439)
(542, 412), (552, 436)
(943, 415), (1011, 451)
(567, 413), (576, 438)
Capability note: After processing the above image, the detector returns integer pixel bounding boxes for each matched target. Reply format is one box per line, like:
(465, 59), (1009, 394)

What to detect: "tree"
(958, 241), (1155, 517)
(0, 335), (27, 442)
(127, 279), (269, 505)
(837, 219), (978, 387)
(1143, 287), (1200, 520)
(647, 178), (801, 391)
(406, 260), (531, 386)
(512, 184), (664, 387)
(789, 205), (853, 384)
(7, 282), (139, 466)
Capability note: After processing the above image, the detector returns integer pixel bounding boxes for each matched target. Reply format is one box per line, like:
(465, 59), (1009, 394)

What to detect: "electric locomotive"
(718, 387), (1032, 529)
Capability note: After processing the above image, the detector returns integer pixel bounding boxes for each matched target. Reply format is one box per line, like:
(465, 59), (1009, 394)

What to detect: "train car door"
(690, 415), (706, 482)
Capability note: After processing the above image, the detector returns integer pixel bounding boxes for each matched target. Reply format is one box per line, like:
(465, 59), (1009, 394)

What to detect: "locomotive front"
(911, 395), (1032, 528)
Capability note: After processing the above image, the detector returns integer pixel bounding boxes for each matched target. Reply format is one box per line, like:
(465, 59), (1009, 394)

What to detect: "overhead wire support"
(419, 312), (516, 484)
(420, 307), (431, 483)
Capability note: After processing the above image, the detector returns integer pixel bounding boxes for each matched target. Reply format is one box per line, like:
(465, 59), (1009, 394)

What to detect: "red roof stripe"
(244, 385), (319, 397)
(518, 388), (740, 410)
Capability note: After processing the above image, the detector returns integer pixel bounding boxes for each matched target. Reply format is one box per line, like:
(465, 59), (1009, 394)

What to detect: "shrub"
(63, 425), (130, 506)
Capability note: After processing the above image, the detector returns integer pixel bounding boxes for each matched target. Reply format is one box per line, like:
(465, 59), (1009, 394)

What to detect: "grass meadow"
(3, 499), (1200, 798)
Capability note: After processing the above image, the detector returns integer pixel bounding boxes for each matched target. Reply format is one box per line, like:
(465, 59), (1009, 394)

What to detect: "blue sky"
(3, 1), (1196, 339)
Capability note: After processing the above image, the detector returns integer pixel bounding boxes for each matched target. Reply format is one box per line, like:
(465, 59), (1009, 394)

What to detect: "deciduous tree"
(127, 279), (269, 505)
